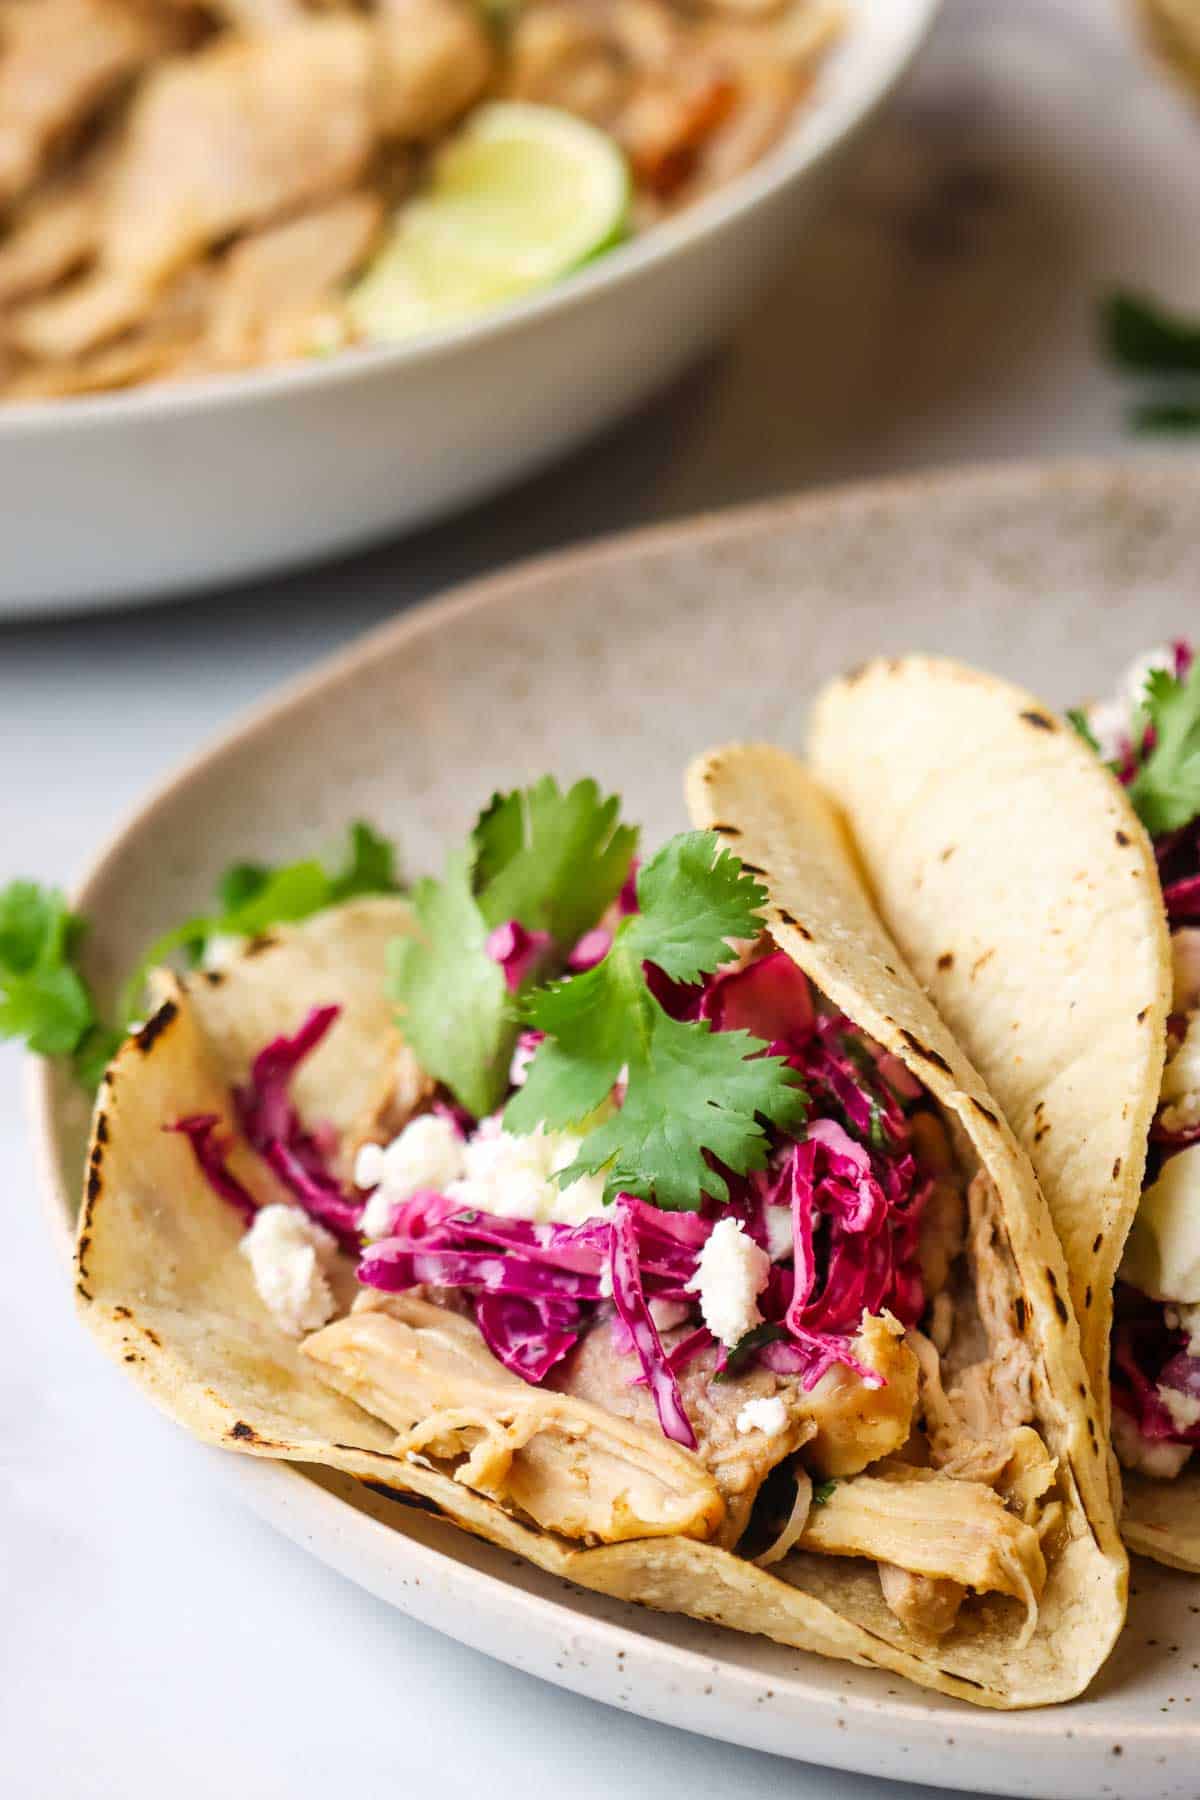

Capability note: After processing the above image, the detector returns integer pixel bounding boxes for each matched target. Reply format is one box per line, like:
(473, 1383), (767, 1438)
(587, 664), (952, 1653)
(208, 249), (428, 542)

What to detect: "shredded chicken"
(0, 0), (173, 206)
(374, 0), (495, 141)
(877, 1565), (965, 1641)
(208, 193), (384, 366)
(104, 22), (376, 291)
(801, 1465), (1047, 1648)
(302, 1294), (726, 1545)
(0, 163), (106, 308)
(548, 1310), (816, 1545)
(0, 0), (843, 399)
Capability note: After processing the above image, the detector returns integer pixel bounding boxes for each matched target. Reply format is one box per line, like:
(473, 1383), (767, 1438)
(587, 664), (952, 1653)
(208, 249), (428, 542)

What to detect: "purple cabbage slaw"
(171, 1003), (366, 1247)
(171, 934), (934, 1450)
(359, 947), (932, 1444)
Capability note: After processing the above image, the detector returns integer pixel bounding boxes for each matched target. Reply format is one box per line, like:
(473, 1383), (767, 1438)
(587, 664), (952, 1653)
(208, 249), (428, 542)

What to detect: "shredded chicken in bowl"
(0, 0), (843, 401)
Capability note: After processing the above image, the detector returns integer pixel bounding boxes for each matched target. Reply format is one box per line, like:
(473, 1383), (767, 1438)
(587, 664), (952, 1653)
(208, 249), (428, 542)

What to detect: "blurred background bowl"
(0, 0), (938, 616)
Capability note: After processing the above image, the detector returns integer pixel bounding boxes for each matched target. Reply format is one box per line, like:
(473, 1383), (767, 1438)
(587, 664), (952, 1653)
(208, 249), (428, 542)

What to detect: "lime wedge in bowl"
(350, 103), (631, 342)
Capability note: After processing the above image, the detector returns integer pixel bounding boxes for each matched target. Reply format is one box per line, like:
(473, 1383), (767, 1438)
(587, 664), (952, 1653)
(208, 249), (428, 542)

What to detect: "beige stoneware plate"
(29, 461), (1200, 1797)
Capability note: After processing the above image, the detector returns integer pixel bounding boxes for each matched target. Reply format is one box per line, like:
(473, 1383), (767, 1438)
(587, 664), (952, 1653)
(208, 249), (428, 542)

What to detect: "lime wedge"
(350, 103), (630, 342)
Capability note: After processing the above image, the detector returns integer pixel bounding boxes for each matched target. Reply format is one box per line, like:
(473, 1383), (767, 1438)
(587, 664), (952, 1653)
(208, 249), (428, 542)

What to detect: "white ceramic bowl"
(27, 459), (1200, 1798)
(0, 0), (937, 615)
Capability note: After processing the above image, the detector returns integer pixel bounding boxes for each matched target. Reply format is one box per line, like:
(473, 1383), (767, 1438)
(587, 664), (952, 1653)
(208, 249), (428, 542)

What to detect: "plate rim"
(28, 454), (1200, 1779)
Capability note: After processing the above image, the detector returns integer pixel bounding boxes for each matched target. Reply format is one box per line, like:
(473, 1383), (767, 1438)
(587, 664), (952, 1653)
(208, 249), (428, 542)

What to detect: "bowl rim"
(0, 0), (940, 436)
(26, 453), (1200, 1758)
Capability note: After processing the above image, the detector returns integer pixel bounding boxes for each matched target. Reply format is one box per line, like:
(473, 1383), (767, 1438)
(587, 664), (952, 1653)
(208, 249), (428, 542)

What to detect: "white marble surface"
(3, 2), (1200, 1795)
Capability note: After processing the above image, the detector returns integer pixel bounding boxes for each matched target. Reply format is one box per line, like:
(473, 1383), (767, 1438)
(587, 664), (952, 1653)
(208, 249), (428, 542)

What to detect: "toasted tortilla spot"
(897, 1029), (952, 1076)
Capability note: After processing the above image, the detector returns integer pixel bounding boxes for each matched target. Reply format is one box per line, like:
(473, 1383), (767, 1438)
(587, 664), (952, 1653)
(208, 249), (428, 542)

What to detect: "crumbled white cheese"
(735, 1395), (789, 1437)
(1158, 1385), (1200, 1434)
(1124, 644), (1176, 714)
(687, 1217), (770, 1348)
(1111, 1405), (1192, 1480)
(240, 1204), (337, 1337)
(202, 932), (246, 972)
(357, 1112), (468, 1238)
(1122, 1141), (1200, 1302)
(764, 1203), (793, 1263)
(1160, 1013), (1200, 1135)
(446, 1122), (608, 1226)
(1085, 696), (1131, 764)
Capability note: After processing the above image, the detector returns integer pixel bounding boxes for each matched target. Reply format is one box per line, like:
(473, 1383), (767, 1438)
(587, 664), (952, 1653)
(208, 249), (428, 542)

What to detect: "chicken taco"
(809, 644), (1200, 1570)
(73, 768), (1124, 1705)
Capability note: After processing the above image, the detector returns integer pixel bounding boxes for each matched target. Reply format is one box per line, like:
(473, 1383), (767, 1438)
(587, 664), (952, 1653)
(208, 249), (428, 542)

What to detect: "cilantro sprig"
(1128, 660), (1200, 836)
(388, 779), (637, 1119)
(4, 820), (401, 1090)
(505, 831), (808, 1210)
(0, 883), (122, 1087)
(120, 821), (400, 1021)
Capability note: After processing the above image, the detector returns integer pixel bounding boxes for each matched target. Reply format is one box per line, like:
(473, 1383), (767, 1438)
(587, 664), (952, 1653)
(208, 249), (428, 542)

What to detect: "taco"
(73, 770), (1125, 1705)
(809, 645), (1200, 1569)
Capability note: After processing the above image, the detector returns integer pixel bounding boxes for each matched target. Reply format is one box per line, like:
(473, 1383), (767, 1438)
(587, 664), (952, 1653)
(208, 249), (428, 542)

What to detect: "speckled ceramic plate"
(29, 461), (1200, 1798)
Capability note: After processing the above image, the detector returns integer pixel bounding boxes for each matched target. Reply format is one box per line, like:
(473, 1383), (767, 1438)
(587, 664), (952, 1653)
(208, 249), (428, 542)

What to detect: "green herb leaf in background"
(121, 821), (401, 1022)
(0, 881), (115, 1082)
(1103, 290), (1200, 373)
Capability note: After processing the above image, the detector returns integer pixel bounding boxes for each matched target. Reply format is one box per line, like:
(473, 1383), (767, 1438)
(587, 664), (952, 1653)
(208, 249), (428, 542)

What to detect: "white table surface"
(4, 2), (1199, 1795)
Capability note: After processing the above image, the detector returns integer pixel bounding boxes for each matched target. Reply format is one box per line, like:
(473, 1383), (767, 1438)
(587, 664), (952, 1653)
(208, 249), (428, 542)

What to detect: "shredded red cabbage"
(358, 1188), (710, 1437)
(167, 1114), (258, 1226)
(609, 1195), (696, 1447)
(485, 920), (553, 993)
(567, 926), (612, 972)
(174, 1003), (365, 1244)
(1112, 1290), (1199, 1442)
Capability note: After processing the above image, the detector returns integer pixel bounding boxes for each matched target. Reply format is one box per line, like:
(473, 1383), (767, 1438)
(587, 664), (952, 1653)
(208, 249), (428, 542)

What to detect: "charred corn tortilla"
(808, 655), (1184, 1562)
(74, 796), (1125, 1707)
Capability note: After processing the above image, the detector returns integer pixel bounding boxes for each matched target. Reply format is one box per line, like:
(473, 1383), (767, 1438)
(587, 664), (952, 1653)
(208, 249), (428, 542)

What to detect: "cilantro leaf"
(121, 821), (400, 1021)
(73, 1023), (127, 1091)
(506, 831), (807, 1209)
(388, 779), (634, 1118)
(473, 777), (637, 945)
(712, 1322), (788, 1381)
(1066, 707), (1101, 756)
(0, 881), (119, 1081)
(812, 1479), (836, 1508)
(330, 821), (399, 902)
(1128, 661), (1200, 835)
(1103, 291), (1200, 374)
(387, 849), (513, 1120)
(216, 862), (271, 914)
(625, 831), (766, 983)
